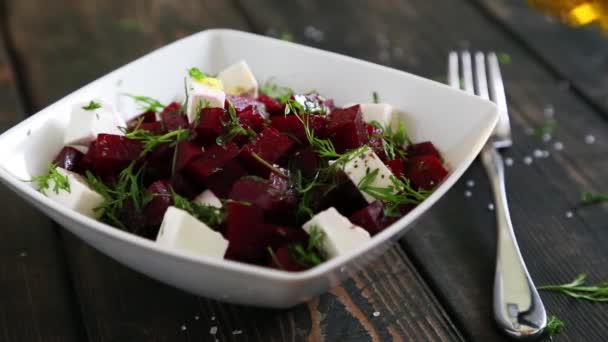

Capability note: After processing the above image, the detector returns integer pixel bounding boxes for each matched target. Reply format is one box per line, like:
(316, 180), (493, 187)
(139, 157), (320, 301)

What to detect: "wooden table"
(0, 0), (606, 341)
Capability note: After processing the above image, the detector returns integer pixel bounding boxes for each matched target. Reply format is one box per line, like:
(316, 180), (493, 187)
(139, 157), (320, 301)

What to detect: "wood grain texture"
(473, 0), (608, 117)
(239, 0), (608, 340)
(5, 0), (463, 341)
(0, 15), (83, 342)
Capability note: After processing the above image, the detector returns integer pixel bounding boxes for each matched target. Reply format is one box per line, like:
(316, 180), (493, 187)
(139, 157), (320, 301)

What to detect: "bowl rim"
(0, 28), (498, 283)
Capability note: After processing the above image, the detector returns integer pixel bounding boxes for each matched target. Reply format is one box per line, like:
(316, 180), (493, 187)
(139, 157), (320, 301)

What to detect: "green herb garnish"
(261, 82), (294, 103)
(126, 94), (165, 112)
(546, 315), (565, 337)
(188, 67), (206, 81)
(82, 101), (102, 111)
(497, 52), (511, 65)
(122, 127), (192, 156)
(267, 246), (285, 270)
(216, 101), (256, 145)
(533, 118), (556, 140)
(171, 191), (225, 227)
(280, 32), (294, 42)
(581, 191), (608, 205)
(538, 273), (608, 302)
(369, 120), (410, 160)
(193, 99), (211, 127)
(30, 163), (70, 195)
(290, 226), (326, 267)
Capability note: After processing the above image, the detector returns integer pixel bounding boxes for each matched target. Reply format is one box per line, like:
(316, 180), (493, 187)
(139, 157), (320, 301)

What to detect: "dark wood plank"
(473, 0), (608, 117)
(0, 14), (83, 342)
(5, 0), (464, 341)
(238, 0), (608, 340)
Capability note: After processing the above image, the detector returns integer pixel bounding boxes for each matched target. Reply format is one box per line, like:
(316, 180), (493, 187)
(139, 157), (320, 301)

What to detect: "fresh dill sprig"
(82, 101), (101, 111)
(171, 191), (225, 227)
(188, 67), (206, 81)
(193, 99), (211, 127)
(538, 273), (608, 302)
(290, 226), (326, 267)
(126, 94), (165, 112)
(533, 118), (556, 140)
(581, 191), (608, 205)
(30, 163), (70, 195)
(122, 127), (192, 156)
(216, 101), (256, 145)
(267, 246), (285, 270)
(546, 315), (565, 337)
(370, 120), (410, 160)
(261, 82), (294, 103)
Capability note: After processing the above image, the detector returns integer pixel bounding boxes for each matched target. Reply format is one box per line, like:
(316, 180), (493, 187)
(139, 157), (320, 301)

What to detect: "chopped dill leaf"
(125, 94), (165, 112)
(171, 191), (225, 227)
(290, 226), (326, 267)
(82, 101), (101, 111)
(188, 67), (206, 81)
(30, 163), (70, 195)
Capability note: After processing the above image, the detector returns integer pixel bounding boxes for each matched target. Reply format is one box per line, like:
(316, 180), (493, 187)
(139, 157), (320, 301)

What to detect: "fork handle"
(480, 143), (547, 339)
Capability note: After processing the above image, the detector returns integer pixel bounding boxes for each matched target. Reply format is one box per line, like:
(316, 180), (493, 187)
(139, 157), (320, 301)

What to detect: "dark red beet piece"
(127, 110), (157, 129)
(268, 247), (306, 272)
(240, 127), (294, 176)
(194, 107), (224, 143)
(229, 177), (297, 214)
(160, 102), (182, 116)
(53, 146), (84, 172)
(174, 141), (203, 173)
(136, 122), (165, 135)
(237, 107), (266, 132)
(161, 112), (189, 132)
(326, 105), (369, 153)
(225, 202), (267, 262)
(270, 114), (326, 143)
(143, 180), (172, 229)
(267, 225), (308, 249)
(185, 142), (240, 179)
(169, 172), (204, 199)
(290, 146), (320, 178)
(407, 141), (442, 159)
(385, 159), (405, 176)
(120, 200), (148, 237)
(91, 134), (142, 174)
(78, 141), (97, 172)
(257, 94), (284, 116)
(201, 160), (247, 198)
(349, 201), (386, 236)
(404, 155), (448, 190)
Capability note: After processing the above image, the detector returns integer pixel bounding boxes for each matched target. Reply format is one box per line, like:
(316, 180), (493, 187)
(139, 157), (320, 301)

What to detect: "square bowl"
(0, 29), (497, 308)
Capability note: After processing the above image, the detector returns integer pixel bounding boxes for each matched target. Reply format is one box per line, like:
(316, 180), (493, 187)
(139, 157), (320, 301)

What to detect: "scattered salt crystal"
(523, 156), (533, 165)
(210, 326), (218, 335)
(466, 179), (475, 188)
(541, 150), (550, 158)
(181, 325), (187, 331)
(211, 316), (216, 321)
(464, 190), (472, 198)
(232, 330), (243, 335)
(543, 105), (555, 118)
(373, 311), (381, 317)
(488, 203), (495, 211)
(585, 134), (596, 144)
(19, 252), (27, 257)
(565, 211), (574, 219)
(504, 157), (514, 166)
(553, 141), (564, 151)
(533, 149), (543, 158)
(542, 133), (552, 142)
(304, 26), (324, 42)
(194, 315), (199, 320)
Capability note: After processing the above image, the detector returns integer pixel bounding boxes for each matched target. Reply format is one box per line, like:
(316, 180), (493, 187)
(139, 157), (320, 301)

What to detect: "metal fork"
(448, 52), (547, 339)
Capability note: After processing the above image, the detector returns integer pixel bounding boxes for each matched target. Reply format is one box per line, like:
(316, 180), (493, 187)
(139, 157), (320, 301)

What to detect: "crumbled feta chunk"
(156, 206), (228, 259)
(218, 61), (259, 97)
(341, 147), (395, 203)
(186, 76), (226, 123)
(345, 103), (393, 126)
(63, 100), (125, 146)
(193, 190), (222, 208)
(303, 207), (370, 258)
(45, 167), (104, 218)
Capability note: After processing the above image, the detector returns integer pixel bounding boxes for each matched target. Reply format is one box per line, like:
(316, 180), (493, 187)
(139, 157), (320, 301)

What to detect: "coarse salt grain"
(233, 330), (243, 335)
(504, 157), (514, 166)
(210, 326), (218, 335)
(373, 311), (381, 317)
(523, 156), (533, 165)
(465, 190), (472, 198)
(181, 325), (187, 331)
(488, 203), (495, 211)
(585, 134), (596, 144)
(542, 150), (550, 158)
(565, 211), (574, 219)
(19, 252), (27, 257)
(542, 133), (552, 142)
(533, 149), (543, 158)
(544, 105), (554, 118)
(466, 179), (475, 188)
(553, 142), (563, 151)
(211, 316), (216, 321)
(194, 315), (199, 320)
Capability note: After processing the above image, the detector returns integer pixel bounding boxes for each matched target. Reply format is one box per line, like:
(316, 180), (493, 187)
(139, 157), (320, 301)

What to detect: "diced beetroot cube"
(201, 160), (247, 198)
(160, 102), (182, 116)
(127, 110), (157, 129)
(185, 142), (240, 180)
(53, 146), (84, 172)
(142, 143), (172, 182)
(349, 201), (386, 236)
(227, 95), (259, 112)
(268, 246), (306, 271)
(290, 146), (320, 177)
(326, 105), (368, 152)
(225, 202), (268, 262)
(257, 94), (284, 116)
(78, 141), (97, 172)
(143, 180), (172, 228)
(229, 176), (297, 214)
(161, 112), (189, 132)
(136, 122), (165, 135)
(270, 114), (326, 143)
(92, 134), (143, 174)
(237, 107), (266, 132)
(385, 159), (405, 176)
(404, 155), (448, 190)
(120, 200), (148, 237)
(320, 173), (368, 216)
(407, 141), (442, 160)
(194, 107), (224, 143)
(173, 140), (203, 173)
(169, 172), (204, 199)
(267, 225), (308, 249)
(240, 127), (294, 175)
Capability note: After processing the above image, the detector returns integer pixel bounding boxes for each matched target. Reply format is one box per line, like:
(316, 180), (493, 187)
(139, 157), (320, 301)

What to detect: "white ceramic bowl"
(0, 29), (497, 308)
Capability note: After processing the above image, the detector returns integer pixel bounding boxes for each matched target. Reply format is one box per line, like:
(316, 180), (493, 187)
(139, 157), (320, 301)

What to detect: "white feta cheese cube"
(44, 167), (104, 218)
(186, 77), (226, 123)
(64, 100), (125, 146)
(341, 147), (396, 203)
(344, 103), (393, 126)
(156, 206), (228, 259)
(218, 61), (259, 97)
(193, 190), (222, 208)
(303, 207), (370, 258)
